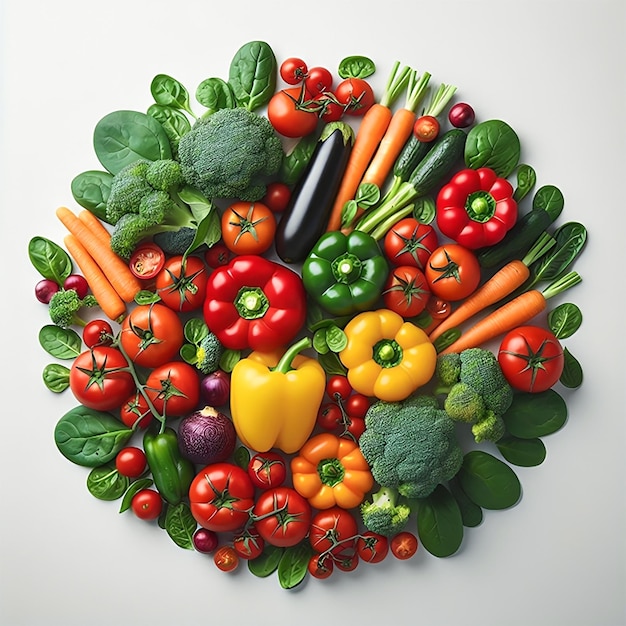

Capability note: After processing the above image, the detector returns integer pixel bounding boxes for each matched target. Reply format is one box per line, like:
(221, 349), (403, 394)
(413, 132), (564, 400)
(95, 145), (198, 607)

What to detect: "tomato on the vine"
(345, 393), (370, 420)
(213, 545), (239, 572)
(233, 526), (265, 560)
(131, 489), (163, 520)
(82, 319), (113, 348)
(498, 325), (564, 393)
(309, 507), (358, 556)
(335, 78), (375, 116)
(334, 552), (359, 572)
(308, 553), (334, 579)
(267, 87), (319, 138)
(69, 346), (135, 411)
(317, 402), (343, 431)
(383, 265), (431, 318)
(119, 389), (152, 429)
(280, 57), (308, 85)
(247, 451), (287, 490)
(356, 531), (389, 563)
(253, 487), (311, 548)
(390, 531), (419, 559)
(305, 66), (333, 95)
(413, 115), (440, 142)
(204, 243), (231, 268)
(144, 361), (200, 418)
(155, 255), (208, 312)
(115, 446), (147, 478)
(221, 201), (276, 255)
(262, 182), (292, 213)
(326, 375), (352, 402)
(315, 93), (344, 122)
(425, 244), (481, 301)
(384, 218), (439, 269)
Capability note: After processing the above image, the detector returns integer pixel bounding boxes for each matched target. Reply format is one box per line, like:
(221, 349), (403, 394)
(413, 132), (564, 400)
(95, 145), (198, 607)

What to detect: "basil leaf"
(87, 463), (129, 501)
(448, 478), (483, 528)
(503, 389), (568, 438)
(70, 171), (114, 223)
(28, 236), (73, 284)
(417, 484), (464, 557)
(54, 405), (133, 467)
(248, 544), (284, 578)
(119, 478), (154, 513)
(228, 40), (277, 111)
(338, 55), (376, 79)
(464, 119), (521, 178)
(196, 77), (237, 114)
(312, 328), (330, 354)
(560, 348), (584, 388)
(548, 302), (583, 339)
(413, 197), (436, 225)
(277, 542), (312, 589)
(355, 182), (380, 207)
(150, 74), (194, 117)
(184, 318), (209, 345)
(513, 164), (537, 203)
(457, 451), (521, 510)
(497, 435), (547, 467)
(93, 110), (172, 174)
(325, 325), (347, 353)
(165, 502), (197, 550)
(38, 325), (82, 360)
(42, 363), (70, 393)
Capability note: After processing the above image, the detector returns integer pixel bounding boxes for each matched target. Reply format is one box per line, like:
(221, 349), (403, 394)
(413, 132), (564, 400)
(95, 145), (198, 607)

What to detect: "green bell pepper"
(302, 230), (388, 316)
(143, 427), (195, 505)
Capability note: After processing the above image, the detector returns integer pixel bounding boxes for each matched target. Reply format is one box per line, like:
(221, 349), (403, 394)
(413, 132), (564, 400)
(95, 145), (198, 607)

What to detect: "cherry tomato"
(119, 389), (153, 429)
(35, 279), (59, 304)
(131, 489), (163, 520)
(498, 325), (564, 393)
(247, 452), (287, 490)
(155, 255), (208, 313)
(204, 243), (231, 268)
(426, 296), (452, 321)
(115, 446), (147, 478)
(253, 487), (312, 548)
(326, 375), (352, 402)
(317, 402), (343, 431)
(213, 546), (239, 572)
(128, 243), (165, 280)
(308, 553), (334, 579)
(383, 265), (431, 318)
(144, 361), (200, 418)
(280, 57), (308, 85)
(221, 201), (276, 255)
(334, 551), (359, 572)
(315, 92), (344, 122)
(267, 87), (319, 138)
(82, 319), (114, 348)
(413, 115), (440, 142)
(233, 526), (265, 560)
(345, 393), (370, 420)
(384, 218), (439, 270)
(356, 531), (389, 563)
(262, 182), (292, 213)
(309, 507), (358, 555)
(335, 78), (375, 116)
(448, 102), (475, 128)
(344, 415), (366, 441)
(425, 244), (481, 302)
(305, 66), (333, 95)
(390, 531), (419, 559)
(63, 274), (89, 299)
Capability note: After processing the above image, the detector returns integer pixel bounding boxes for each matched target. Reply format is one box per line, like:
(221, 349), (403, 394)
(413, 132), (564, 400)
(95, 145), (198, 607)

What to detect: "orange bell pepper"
(291, 432), (374, 510)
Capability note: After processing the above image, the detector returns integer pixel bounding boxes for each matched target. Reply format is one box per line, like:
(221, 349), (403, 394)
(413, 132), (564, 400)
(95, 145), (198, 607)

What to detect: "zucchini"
(409, 128), (466, 196)
(275, 122), (354, 264)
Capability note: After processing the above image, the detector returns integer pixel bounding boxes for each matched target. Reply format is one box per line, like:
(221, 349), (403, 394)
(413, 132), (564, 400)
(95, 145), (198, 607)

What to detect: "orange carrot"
(64, 234), (127, 323)
(439, 271), (582, 354)
(56, 206), (141, 303)
(325, 62), (411, 232)
(78, 210), (112, 246)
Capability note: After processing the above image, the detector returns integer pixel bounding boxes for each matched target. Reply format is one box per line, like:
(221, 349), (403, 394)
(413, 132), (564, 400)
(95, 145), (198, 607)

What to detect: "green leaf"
(184, 318), (209, 345)
(219, 349), (241, 373)
(560, 348), (584, 388)
(38, 325), (82, 360)
(417, 484), (464, 557)
(165, 502), (197, 549)
(134, 290), (161, 305)
(70, 171), (114, 222)
(497, 435), (547, 467)
(316, 351), (347, 376)
(28, 236), (73, 284)
(196, 77), (236, 114)
(248, 544), (284, 578)
(277, 542), (312, 589)
(503, 389), (568, 438)
(325, 325), (347, 353)
(150, 74), (194, 117)
(413, 196), (436, 225)
(338, 55), (376, 79)
(233, 446), (251, 470)
(119, 478), (154, 513)
(448, 478), (483, 528)
(180, 343), (198, 365)
(280, 133), (317, 186)
(228, 40), (277, 111)
(86, 463), (129, 500)
(532, 184), (564, 217)
(548, 302), (583, 339)
(354, 182), (380, 207)
(42, 363), (70, 393)
(457, 451), (521, 510)
(147, 105), (192, 156)
(312, 328), (329, 354)
(513, 164), (537, 203)
(464, 119), (521, 178)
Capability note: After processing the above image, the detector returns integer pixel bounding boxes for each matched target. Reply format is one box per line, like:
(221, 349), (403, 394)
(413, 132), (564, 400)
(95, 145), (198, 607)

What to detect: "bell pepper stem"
(273, 336), (312, 374)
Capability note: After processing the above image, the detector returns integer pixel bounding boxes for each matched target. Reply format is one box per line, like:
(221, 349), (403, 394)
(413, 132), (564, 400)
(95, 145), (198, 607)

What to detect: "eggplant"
(275, 121), (354, 263)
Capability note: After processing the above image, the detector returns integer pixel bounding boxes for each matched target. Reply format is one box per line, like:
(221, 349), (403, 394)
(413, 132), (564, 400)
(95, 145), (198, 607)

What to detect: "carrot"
(325, 62), (412, 233)
(439, 271), (582, 354)
(56, 206), (141, 303)
(64, 234), (127, 323)
(429, 233), (556, 342)
(78, 209), (112, 246)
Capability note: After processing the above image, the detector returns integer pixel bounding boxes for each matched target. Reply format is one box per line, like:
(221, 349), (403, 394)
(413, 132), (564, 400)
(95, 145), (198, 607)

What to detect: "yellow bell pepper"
(230, 337), (326, 454)
(339, 308), (437, 402)
(291, 433), (374, 509)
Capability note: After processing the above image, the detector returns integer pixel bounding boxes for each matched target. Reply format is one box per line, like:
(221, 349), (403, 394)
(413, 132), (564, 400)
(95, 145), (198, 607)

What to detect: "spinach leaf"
(147, 105), (192, 156)
(42, 363), (70, 393)
(277, 542), (311, 589)
(548, 302), (583, 339)
(150, 74), (195, 118)
(531, 222), (587, 285)
(119, 478), (154, 513)
(196, 77), (237, 114)
(280, 133), (318, 185)
(38, 325), (82, 360)
(233, 445), (251, 470)
(28, 236), (73, 284)
(70, 171), (114, 222)
(513, 164), (536, 202)
(165, 502), (197, 549)
(560, 348), (583, 388)
(532, 184), (565, 220)
(228, 40), (277, 111)
(338, 55), (376, 79)
(497, 435), (547, 467)
(449, 478), (483, 528)
(413, 197), (436, 224)
(93, 110), (172, 174)
(54, 405), (133, 467)
(457, 451), (521, 510)
(503, 389), (568, 438)
(87, 463), (129, 500)
(464, 119), (521, 178)
(248, 544), (284, 578)
(417, 484), (464, 557)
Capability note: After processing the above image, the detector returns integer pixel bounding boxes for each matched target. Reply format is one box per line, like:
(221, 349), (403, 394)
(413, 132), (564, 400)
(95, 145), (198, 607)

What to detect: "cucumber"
(393, 133), (433, 183)
(408, 128), (466, 196)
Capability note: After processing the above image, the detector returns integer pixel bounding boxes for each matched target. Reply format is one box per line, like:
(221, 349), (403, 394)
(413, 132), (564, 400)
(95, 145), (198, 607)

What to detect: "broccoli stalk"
(361, 487), (412, 537)
(48, 289), (98, 328)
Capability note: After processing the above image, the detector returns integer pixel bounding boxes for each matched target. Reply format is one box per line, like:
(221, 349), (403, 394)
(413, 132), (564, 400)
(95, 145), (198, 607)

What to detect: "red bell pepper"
(203, 255), (307, 352)
(436, 168), (517, 249)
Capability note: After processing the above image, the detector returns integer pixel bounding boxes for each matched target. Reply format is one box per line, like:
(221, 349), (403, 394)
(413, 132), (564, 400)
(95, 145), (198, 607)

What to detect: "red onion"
(200, 370), (230, 407)
(193, 528), (218, 553)
(35, 279), (60, 304)
(63, 274), (90, 299)
(448, 102), (475, 129)
(178, 406), (236, 465)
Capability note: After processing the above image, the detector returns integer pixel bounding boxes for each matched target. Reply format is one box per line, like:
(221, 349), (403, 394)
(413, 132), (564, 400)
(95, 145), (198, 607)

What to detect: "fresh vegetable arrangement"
(30, 40), (587, 589)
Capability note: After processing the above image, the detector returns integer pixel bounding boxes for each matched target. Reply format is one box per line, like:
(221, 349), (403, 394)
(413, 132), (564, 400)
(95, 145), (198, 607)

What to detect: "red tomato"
(356, 531), (389, 564)
(115, 446), (147, 478)
(304, 66), (333, 95)
(82, 319), (113, 348)
(308, 553), (334, 579)
(383, 265), (431, 318)
(498, 325), (564, 393)
(262, 182), (292, 213)
(390, 531), (419, 559)
(309, 507), (358, 555)
(425, 244), (481, 301)
(144, 361), (200, 418)
(335, 78), (375, 116)
(344, 416), (365, 441)
(247, 452), (287, 490)
(221, 201), (277, 255)
(345, 393), (370, 420)
(280, 57), (308, 85)
(384, 218), (439, 269)
(253, 487), (312, 548)
(326, 375), (353, 402)
(315, 93), (344, 122)
(69, 346), (135, 411)
(119, 303), (184, 368)
(131, 489), (163, 520)
(128, 243), (165, 280)
(267, 87), (319, 138)
(204, 243), (231, 268)
(334, 552), (359, 572)
(233, 526), (265, 560)
(155, 255), (208, 313)
(119, 390), (152, 429)
(189, 462), (255, 533)
(213, 546), (239, 572)
(413, 115), (440, 142)
(317, 403), (343, 431)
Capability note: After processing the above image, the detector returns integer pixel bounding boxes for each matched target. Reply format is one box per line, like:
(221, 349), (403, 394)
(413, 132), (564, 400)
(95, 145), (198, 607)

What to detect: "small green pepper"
(302, 230), (388, 316)
(143, 427), (195, 505)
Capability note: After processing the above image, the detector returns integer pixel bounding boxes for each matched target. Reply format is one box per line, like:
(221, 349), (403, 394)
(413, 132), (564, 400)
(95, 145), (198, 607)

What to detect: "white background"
(1, 1), (624, 625)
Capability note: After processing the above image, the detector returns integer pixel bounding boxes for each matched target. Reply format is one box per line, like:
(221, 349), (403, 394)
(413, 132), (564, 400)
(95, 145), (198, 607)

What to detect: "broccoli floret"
(106, 161), (152, 223)
(195, 332), (224, 375)
(145, 159), (184, 191)
(359, 394), (463, 500)
(153, 228), (198, 256)
(435, 348), (513, 444)
(360, 487), (412, 537)
(48, 289), (98, 328)
(177, 107), (284, 202)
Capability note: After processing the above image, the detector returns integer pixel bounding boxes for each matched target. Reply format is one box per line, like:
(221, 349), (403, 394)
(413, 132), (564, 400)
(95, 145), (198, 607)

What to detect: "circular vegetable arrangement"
(29, 40), (587, 590)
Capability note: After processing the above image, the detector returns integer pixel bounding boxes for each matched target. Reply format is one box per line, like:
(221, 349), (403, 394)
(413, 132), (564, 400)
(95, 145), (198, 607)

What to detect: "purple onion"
(200, 370), (230, 407)
(178, 406), (236, 465)
(448, 102), (475, 129)
(193, 528), (219, 553)
(63, 274), (90, 299)
(35, 279), (60, 304)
